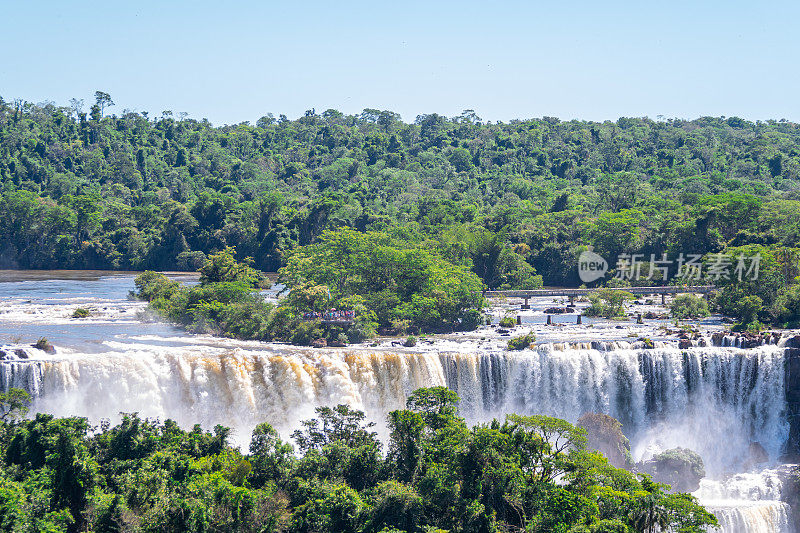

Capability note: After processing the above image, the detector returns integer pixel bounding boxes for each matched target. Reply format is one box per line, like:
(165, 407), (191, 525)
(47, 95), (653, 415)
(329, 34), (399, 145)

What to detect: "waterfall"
(0, 341), (788, 469)
(695, 469), (795, 533)
(708, 502), (792, 533)
(0, 339), (794, 531)
(442, 343), (788, 474)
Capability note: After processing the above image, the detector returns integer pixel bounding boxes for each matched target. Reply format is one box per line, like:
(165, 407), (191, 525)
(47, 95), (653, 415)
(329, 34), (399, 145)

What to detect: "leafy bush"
(498, 315), (517, 328)
(459, 308), (483, 331)
(199, 247), (270, 288)
(583, 289), (632, 318)
(771, 284), (800, 326)
(72, 307), (90, 318)
(404, 335), (417, 347)
(669, 294), (710, 319)
(507, 332), (536, 350)
(33, 337), (52, 351)
(290, 320), (324, 346)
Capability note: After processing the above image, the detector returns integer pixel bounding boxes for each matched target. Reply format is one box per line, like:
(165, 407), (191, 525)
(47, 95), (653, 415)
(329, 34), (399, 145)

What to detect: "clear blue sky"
(2, 0), (798, 125)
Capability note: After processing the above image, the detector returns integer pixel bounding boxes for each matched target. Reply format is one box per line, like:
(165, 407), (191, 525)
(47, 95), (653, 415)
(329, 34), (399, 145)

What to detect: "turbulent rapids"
(0, 272), (797, 531)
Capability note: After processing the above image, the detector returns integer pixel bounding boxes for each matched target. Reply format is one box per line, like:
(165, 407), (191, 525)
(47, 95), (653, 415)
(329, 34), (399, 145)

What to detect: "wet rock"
(311, 338), (327, 348)
(14, 349), (28, 359)
(578, 412), (632, 469)
(787, 335), (800, 349)
(678, 339), (692, 349)
(544, 307), (572, 314)
(32, 337), (56, 354)
(746, 442), (769, 466)
(777, 465), (800, 532)
(638, 447), (705, 493)
(785, 339), (800, 458)
(32, 342), (56, 355)
(0, 350), (5, 360)
(638, 337), (654, 349)
(711, 332), (725, 346)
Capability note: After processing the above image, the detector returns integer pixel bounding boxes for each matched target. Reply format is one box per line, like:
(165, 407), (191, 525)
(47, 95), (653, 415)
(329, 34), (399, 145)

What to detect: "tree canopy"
(3, 96), (800, 293)
(0, 387), (718, 532)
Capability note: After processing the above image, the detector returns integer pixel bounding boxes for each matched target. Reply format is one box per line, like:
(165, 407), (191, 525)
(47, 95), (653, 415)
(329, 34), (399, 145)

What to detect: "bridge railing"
(484, 286), (715, 298)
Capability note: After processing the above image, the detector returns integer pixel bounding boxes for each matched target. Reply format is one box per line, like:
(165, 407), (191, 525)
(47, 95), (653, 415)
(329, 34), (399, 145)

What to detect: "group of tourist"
(302, 309), (354, 320)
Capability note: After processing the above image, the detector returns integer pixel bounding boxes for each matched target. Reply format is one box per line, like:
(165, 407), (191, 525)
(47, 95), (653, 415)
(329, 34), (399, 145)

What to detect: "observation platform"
(484, 285), (715, 308)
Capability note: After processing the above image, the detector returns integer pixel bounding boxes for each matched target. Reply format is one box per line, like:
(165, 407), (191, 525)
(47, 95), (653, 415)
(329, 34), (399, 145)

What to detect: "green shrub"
(134, 271), (181, 302)
(33, 337), (53, 352)
(770, 284), (800, 325)
(199, 246), (270, 288)
(390, 319), (410, 335)
(669, 293), (710, 319)
(590, 519), (631, 532)
(507, 333), (536, 350)
(583, 289), (632, 318)
(459, 308), (482, 331)
(291, 320), (324, 346)
(72, 307), (90, 318)
(404, 335), (417, 347)
(498, 315), (516, 328)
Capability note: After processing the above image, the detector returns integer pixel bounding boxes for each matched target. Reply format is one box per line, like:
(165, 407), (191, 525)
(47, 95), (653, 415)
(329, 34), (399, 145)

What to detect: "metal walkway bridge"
(484, 285), (715, 307)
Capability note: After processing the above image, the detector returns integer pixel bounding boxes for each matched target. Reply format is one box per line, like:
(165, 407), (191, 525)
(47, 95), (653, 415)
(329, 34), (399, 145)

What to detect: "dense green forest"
(8, 93), (800, 327)
(0, 386), (716, 532)
(4, 94), (800, 289)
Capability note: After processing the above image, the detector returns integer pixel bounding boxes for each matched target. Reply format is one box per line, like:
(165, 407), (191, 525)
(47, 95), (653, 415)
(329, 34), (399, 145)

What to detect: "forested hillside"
(3, 94), (800, 289)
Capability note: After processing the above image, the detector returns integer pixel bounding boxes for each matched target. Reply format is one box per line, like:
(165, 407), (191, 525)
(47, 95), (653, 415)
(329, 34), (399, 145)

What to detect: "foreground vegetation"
(0, 386), (716, 532)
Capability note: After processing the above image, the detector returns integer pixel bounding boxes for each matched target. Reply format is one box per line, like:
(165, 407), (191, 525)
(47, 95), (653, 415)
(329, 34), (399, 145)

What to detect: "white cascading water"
(0, 341), (788, 463)
(0, 339), (794, 531)
(694, 469), (794, 533)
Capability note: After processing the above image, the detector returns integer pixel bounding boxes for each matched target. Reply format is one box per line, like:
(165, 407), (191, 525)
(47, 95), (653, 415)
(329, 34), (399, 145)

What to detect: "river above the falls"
(0, 270), (796, 532)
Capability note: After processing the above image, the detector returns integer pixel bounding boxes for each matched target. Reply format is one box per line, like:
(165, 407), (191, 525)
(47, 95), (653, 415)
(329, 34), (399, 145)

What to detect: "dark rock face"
(742, 442), (770, 470)
(311, 338), (327, 348)
(678, 339), (692, 350)
(777, 465), (800, 533)
(31, 341), (56, 355)
(748, 442), (769, 464)
(638, 447), (705, 493)
(578, 413), (632, 469)
(786, 337), (800, 459)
